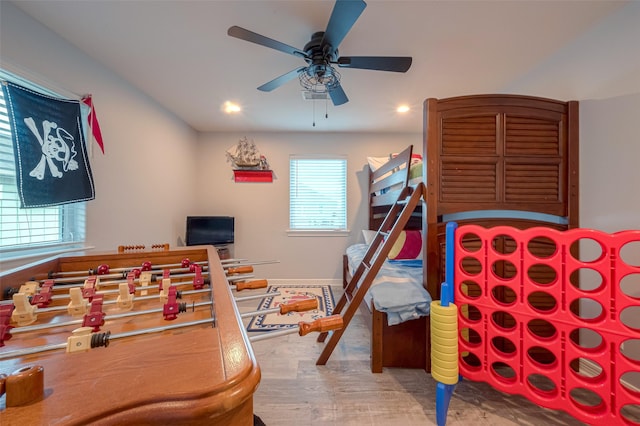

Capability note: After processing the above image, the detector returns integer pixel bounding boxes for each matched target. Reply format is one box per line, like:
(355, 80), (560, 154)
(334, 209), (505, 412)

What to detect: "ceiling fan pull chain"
(325, 98), (328, 119)
(312, 98), (316, 127)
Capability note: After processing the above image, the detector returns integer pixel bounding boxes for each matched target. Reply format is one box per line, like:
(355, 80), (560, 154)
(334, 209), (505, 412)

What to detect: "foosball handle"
(234, 279), (268, 291)
(226, 265), (254, 275)
(280, 298), (318, 314)
(298, 315), (343, 336)
(5, 365), (44, 407)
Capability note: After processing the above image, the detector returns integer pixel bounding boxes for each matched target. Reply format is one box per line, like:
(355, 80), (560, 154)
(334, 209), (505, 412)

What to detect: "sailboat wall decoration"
(226, 137), (273, 182)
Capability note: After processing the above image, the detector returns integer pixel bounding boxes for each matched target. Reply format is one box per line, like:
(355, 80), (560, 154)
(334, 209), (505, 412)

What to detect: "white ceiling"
(9, 0), (631, 134)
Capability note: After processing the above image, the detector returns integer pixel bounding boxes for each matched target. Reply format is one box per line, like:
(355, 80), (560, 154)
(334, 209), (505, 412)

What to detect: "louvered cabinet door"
(435, 103), (568, 217)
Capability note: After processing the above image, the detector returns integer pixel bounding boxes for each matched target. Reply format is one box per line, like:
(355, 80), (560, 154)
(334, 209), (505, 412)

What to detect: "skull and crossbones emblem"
(24, 117), (79, 180)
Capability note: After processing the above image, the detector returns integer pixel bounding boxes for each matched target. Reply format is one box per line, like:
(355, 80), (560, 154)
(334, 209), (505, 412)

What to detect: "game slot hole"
(460, 351), (481, 371)
(527, 263), (557, 286)
(527, 346), (557, 368)
(620, 240), (640, 267)
(492, 311), (517, 332)
(621, 339), (640, 363)
(621, 404), (640, 424)
(570, 268), (604, 292)
(569, 328), (604, 352)
(621, 306), (640, 332)
(620, 371), (640, 396)
(460, 327), (482, 346)
(491, 285), (516, 306)
(527, 318), (557, 340)
(491, 361), (517, 383)
(491, 259), (517, 280)
(491, 234), (517, 255)
(460, 256), (482, 276)
(459, 303), (482, 323)
(569, 238), (605, 263)
(526, 373), (558, 398)
(460, 233), (482, 252)
(621, 273), (640, 299)
(569, 298), (604, 323)
(527, 236), (557, 259)
(460, 280), (481, 299)
(491, 336), (516, 356)
(568, 357), (605, 384)
(527, 291), (557, 314)
(569, 387), (606, 415)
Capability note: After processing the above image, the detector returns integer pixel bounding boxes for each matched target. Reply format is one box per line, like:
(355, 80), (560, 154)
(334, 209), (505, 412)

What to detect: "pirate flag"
(2, 81), (95, 208)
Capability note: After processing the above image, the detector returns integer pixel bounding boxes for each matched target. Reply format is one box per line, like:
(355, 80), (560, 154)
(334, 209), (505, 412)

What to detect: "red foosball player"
(82, 295), (106, 332)
(30, 280), (54, 308)
(0, 305), (14, 347)
(192, 264), (204, 290)
(162, 286), (185, 321)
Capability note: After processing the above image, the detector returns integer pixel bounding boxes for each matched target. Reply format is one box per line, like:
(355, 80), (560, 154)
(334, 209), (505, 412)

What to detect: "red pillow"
(388, 230), (422, 260)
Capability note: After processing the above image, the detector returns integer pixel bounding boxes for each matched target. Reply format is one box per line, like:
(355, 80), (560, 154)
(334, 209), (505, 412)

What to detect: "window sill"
(287, 229), (350, 237)
(0, 244), (95, 274)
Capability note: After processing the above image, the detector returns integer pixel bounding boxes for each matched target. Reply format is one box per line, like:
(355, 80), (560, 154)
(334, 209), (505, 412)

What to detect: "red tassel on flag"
(81, 95), (105, 154)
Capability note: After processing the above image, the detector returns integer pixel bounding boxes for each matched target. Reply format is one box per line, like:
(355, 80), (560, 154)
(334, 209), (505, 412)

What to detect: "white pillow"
(366, 156), (390, 172)
(362, 230), (377, 245)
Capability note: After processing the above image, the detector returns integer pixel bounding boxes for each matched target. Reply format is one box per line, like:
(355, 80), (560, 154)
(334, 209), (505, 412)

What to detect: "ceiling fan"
(227, 0), (412, 106)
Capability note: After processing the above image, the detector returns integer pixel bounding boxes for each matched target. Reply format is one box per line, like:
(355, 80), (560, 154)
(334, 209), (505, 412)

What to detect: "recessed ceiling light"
(223, 101), (241, 114)
(397, 105), (410, 113)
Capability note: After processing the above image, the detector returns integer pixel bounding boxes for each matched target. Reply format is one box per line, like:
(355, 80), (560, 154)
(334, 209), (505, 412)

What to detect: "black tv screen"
(186, 216), (234, 246)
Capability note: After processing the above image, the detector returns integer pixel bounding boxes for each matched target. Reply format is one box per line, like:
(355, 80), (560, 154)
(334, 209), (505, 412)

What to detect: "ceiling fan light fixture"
(299, 64), (341, 93)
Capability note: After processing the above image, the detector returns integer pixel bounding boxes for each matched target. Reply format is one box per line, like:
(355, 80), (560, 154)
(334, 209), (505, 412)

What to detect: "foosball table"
(0, 245), (261, 425)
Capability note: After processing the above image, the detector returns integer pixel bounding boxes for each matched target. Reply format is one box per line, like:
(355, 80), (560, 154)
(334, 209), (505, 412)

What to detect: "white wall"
(0, 2), (199, 269)
(195, 132), (420, 280)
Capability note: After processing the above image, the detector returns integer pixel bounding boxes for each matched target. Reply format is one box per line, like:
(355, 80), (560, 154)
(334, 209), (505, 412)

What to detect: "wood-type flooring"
(239, 285), (587, 426)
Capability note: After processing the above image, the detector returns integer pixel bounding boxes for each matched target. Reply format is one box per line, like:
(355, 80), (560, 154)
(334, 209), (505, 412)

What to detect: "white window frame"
(0, 68), (88, 264)
(288, 154), (348, 236)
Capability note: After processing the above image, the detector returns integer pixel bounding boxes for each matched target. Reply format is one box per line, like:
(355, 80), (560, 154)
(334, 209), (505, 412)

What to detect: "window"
(289, 155), (347, 232)
(0, 69), (86, 261)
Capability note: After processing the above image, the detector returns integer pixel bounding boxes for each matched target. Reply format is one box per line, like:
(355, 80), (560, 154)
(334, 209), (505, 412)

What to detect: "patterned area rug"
(246, 285), (335, 332)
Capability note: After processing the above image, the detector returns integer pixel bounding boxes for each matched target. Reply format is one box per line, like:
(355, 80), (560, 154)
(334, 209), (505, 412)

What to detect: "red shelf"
(233, 170), (273, 183)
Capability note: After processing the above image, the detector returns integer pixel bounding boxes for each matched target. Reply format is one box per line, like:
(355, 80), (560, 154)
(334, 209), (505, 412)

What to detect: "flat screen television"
(186, 216), (234, 246)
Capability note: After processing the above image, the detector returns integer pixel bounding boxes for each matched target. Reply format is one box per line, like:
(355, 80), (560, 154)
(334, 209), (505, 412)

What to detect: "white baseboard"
(265, 278), (342, 286)
(580, 358), (639, 392)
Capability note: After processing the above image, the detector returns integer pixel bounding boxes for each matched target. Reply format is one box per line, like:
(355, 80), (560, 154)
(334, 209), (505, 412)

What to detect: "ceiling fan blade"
(328, 84), (349, 106)
(257, 67), (306, 92)
(228, 26), (307, 58)
(321, 0), (367, 51)
(337, 56), (412, 72)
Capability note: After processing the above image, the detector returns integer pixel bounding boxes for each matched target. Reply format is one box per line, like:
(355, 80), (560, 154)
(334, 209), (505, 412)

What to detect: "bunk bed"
(345, 94), (579, 373)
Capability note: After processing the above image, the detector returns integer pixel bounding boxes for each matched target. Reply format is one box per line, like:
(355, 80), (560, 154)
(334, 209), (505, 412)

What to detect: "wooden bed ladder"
(316, 182), (426, 365)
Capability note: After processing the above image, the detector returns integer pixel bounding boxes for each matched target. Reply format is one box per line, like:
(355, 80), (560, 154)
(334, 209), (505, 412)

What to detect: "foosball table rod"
(249, 315), (343, 342)
(48, 270), (208, 289)
(48, 277), (208, 302)
(0, 315), (216, 360)
(0, 315), (342, 360)
(9, 299), (213, 336)
(48, 259), (208, 278)
(234, 291), (281, 302)
(226, 274), (255, 282)
(37, 289), (204, 314)
(6, 297), (315, 345)
(221, 259), (279, 267)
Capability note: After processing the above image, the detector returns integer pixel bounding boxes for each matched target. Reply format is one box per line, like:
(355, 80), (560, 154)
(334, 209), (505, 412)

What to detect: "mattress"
(345, 244), (431, 325)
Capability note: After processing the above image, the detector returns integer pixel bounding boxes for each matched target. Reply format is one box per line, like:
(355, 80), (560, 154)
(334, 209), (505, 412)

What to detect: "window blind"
(0, 70), (86, 253)
(289, 156), (347, 231)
